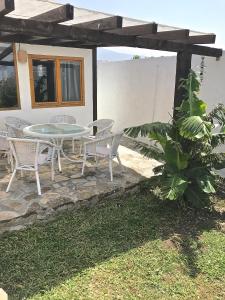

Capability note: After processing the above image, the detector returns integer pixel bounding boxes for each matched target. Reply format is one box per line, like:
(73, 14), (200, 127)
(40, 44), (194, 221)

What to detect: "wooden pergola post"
(173, 49), (192, 118)
(92, 47), (97, 122)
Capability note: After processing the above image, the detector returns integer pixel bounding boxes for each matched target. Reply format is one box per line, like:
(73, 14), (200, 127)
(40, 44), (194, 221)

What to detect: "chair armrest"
(39, 140), (56, 148)
(84, 135), (113, 146)
(0, 131), (8, 138)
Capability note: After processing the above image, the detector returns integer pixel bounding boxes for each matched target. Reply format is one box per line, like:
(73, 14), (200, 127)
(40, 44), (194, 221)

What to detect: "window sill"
(31, 101), (85, 109)
(0, 106), (21, 111)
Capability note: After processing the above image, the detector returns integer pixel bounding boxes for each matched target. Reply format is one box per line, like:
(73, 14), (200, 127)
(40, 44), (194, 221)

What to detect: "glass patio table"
(23, 123), (90, 172)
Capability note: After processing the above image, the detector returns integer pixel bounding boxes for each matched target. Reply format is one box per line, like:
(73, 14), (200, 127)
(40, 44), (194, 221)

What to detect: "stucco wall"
(98, 53), (225, 131)
(0, 44), (93, 127)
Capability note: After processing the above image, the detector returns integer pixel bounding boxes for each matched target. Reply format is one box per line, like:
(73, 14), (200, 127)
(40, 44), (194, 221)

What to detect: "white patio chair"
(82, 132), (123, 181)
(5, 116), (32, 138)
(50, 114), (77, 152)
(87, 119), (115, 139)
(0, 130), (13, 171)
(50, 115), (77, 124)
(80, 119), (115, 154)
(6, 138), (56, 196)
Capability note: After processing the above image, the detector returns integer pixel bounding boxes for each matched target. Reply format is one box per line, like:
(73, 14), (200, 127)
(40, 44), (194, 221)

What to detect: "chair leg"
(35, 170), (41, 196)
(7, 151), (13, 172)
(6, 169), (17, 193)
(79, 143), (83, 156)
(72, 139), (75, 153)
(82, 154), (86, 175)
(9, 153), (14, 173)
(109, 158), (113, 182)
(51, 149), (55, 181)
(57, 149), (62, 172)
(117, 154), (123, 171)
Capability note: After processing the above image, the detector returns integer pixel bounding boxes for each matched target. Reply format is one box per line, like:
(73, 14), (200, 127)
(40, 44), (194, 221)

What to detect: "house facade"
(0, 43), (93, 126)
(0, 0), (221, 129)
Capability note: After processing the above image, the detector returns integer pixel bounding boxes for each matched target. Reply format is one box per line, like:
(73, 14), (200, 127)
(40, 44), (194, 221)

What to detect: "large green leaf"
(211, 133), (225, 148)
(124, 122), (172, 148)
(209, 103), (225, 129)
(184, 185), (211, 208)
(178, 98), (207, 117)
(160, 174), (188, 200)
(179, 116), (212, 140)
(190, 99), (207, 117)
(196, 176), (216, 194)
(137, 144), (165, 162)
(164, 140), (188, 170)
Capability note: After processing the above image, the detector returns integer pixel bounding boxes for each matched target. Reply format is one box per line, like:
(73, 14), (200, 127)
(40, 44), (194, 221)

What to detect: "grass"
(1, 191), (225, 300)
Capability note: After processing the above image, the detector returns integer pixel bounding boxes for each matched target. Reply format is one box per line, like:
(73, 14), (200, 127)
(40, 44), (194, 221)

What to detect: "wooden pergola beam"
(0, 0), (14, 17)
(0, 44), (12, 60)
(141, 29), (190, 40)
(0, 16), (135, 45)
(74, 16), (123, 31)
(179, 34), (216, 44)
(0, 60), (13, 65)
(0, 17), (221, 57)
(31, 4), (74, 24)
(136, 36), (222, 57)
(107, 23), (158, 36)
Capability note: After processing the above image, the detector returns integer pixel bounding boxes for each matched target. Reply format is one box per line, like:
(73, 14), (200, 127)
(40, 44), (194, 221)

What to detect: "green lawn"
(1, 191), (225, 300)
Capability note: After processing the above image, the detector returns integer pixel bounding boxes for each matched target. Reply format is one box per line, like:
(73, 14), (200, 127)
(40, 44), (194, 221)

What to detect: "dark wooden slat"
(141, 29), (189, 40)
(108, 23), (158, 35)
(0, 44), (12, 60)
(0, 33), (31, 42)
(173, 50), (192, 118)
(0, 16), (135, 45)
(92, 48), (97, 123)
(0, 0), (14, 18)
(136, 36), (222, 57)
(178, 34), (216, 44)
(0, 60), (13, 66)
(190, 44), (222, 56)
(75, 16), (123, 31)
(0, 17), (221, 57)
(31, 4), (74, 23)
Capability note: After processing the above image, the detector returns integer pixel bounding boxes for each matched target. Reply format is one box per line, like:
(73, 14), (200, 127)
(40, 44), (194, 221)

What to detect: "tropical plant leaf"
(164, 140), (188, 170)
(211, 133), (225, 148)
(196, 176), (216, 194)
(184, 185), (211, 208)
(160, 174), (188, 200)
(209, 103), (225, 128)
(137, 144), (165, 162)
(179, 116), (212, 140)
(124, 122), (172, 148)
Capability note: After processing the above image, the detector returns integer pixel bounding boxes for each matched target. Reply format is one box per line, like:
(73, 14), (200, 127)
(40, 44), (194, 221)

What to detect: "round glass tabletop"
(23, 123), (90, 139)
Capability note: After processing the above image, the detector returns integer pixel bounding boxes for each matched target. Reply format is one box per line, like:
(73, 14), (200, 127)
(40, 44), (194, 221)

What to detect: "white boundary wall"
(0, 44), (93, 127)
(98, 52), (225, 131)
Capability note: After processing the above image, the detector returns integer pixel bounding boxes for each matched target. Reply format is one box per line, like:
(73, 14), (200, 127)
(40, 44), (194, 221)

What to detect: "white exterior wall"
(0, 44), (93, 127)
(98, 52), (225, 131)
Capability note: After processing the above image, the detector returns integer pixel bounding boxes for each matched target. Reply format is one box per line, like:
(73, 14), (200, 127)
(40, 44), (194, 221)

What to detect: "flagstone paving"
(0, 138), (159, 234)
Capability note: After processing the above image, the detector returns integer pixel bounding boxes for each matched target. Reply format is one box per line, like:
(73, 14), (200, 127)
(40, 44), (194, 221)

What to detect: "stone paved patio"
(0, 138), (158, 234)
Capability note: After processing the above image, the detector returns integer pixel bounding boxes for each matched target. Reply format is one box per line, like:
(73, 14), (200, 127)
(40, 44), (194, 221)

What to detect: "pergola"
(0, 0), (223, 120)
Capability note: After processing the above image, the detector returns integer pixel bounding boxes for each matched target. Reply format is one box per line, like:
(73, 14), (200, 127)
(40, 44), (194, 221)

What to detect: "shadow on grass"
(0, 188), (225, 299)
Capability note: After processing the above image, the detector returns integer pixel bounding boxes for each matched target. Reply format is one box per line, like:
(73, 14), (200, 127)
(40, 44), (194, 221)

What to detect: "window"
(28, 55), (84, 108)
(0, 43), (20, 110)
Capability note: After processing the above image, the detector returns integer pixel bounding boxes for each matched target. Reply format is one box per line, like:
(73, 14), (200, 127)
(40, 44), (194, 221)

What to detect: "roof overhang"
(0, 0), (222, 57)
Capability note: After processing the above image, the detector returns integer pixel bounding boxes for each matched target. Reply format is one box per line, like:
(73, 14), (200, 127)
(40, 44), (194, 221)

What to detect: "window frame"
(28, 54), (85, 108)
(0, 43), (21, 111)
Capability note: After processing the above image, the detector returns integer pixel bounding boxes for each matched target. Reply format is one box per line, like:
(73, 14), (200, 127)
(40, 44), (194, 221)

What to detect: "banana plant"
(125, 70), (225, 208)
